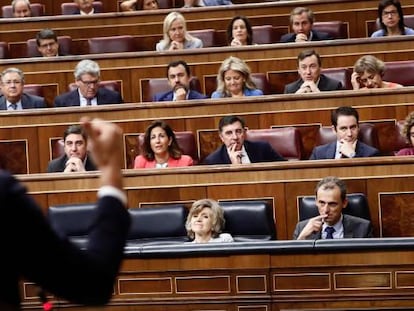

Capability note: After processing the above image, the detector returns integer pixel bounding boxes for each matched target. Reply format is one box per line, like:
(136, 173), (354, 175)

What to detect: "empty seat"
(141, 76), (201, 102)
(220, 200), (276, 241)
(127, 205), (189, 245)
(245, 127), (303, 160)
(383, 60), (414, 87)
(313, 21), (349, 39)
(88, 35), (136, 54)
(0, 42), (9, 58)
(48, 203), (97, 248)
(322, 68), (351, 90)
(2, 3), (44, 17)
(298, 193), (371, 221)
(252, 25), (281, 44)
(189, 29), (216, 48)
(26, 36), (73, 57)
(61, 1), (103, 15)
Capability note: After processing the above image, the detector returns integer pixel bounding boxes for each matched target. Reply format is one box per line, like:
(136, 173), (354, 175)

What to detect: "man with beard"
(153, 60), (207, 101)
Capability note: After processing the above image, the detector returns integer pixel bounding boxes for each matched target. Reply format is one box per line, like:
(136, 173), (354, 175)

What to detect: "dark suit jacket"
(293, 214), (373, 239)
(0, 170), (130, 308)
(47, 154), (97, 173)
(54, 88), (123, 107)
(153, 90), (207, 102)
(0, 93), (46, 110)
(284, 74), (343, 94)
(309, 141), (380, 160)
(203, 140), (286, 165)
(280, 30), (332, 43)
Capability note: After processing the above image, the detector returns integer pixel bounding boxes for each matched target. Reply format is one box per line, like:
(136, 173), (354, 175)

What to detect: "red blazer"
(134, 155), (193, 168)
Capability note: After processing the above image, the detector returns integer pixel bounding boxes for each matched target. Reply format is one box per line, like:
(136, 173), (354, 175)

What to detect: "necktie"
(11, 104), (17, 110)
(86, 98), (92, 106)
(325, 226), (335, 239)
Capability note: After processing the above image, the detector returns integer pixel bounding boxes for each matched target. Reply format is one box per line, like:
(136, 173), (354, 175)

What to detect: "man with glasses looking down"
(54, 59), (123, 107)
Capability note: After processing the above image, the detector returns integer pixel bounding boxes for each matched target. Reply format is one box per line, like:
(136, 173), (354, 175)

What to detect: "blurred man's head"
(12, 0), (31, 17)
(297, 49), (321, 83)
(0, 67), (25, 104)
(63, 125), (88, 161)
(74, 59), (101, 99)
(36, 29), (59, 57)
(290, 7), (314, 38)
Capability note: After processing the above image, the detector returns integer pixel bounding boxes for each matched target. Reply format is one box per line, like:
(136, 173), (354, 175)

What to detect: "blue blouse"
(371, 27), (414, 37)
(211, 88), (263, 98)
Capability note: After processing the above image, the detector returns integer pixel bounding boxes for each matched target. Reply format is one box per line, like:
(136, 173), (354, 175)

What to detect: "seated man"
(280, 7), (331, 43)
(0, 67), (46, 110)
(36, 29), (60, 57)
(183, 0), (233, 7)
(47, 124), (97, 173)
(153, 60), (207, 101)
(73, 0), (95, 15)
(54, 59), (123, 107)
(203, 115), (286, 165)
(284, 49), (343, 94)
(309, 106), (380, 160)
(293, 176), (373, 240)
(11, 0), (31, 17)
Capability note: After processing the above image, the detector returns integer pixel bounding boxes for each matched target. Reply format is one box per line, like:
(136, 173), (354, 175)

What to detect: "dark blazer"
(0, 93), (46, 110)
(203, 140), (286, 165)
(293, 214), (373, 240)
(280, 30), (332, 43)
(0, 170), (130, 308)
(47, 154), (97, 173)
(153, 90), (207, 102)
(309, 141), (380, 160)
(54, 88), (123, 107)
(284, 74), (343, 94)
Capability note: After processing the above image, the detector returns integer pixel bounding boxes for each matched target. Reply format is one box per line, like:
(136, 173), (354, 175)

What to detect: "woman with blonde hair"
(156, 12), (203, 51)
(211, 56), (263, 98)
(186, 199), (234, 243)
(351, 55), (403, 90)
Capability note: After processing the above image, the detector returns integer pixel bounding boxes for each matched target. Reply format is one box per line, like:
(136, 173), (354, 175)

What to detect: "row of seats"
(47, 193), (370, 246)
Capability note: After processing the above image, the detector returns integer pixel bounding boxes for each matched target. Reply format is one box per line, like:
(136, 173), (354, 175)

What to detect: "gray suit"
(293, 214), (373, 240)
(0, 93), (47, 110)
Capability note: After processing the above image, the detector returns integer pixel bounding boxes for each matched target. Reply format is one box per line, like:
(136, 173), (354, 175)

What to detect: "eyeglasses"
(2, 80), (22, 86)
(382, 10), (398, 17)
(39, 42), (57, 49)
(79, 79), (99, 87)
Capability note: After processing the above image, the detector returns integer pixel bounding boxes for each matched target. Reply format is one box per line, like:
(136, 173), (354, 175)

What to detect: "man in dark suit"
(280, 7), (331, 43)
(54, 59), (123, 107)
(47, 124), (97, 173)
(0, 67), (47, 110)
(284, 49), (343, 94)
(35, 28), (67, 57)
(153, 60), (207, 102)
(310, 106), (379, 160)
(203, 115), (286, 165)
(293, 176), (373, 240)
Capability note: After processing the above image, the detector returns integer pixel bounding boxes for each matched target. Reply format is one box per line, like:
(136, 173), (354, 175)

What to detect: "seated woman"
(351, 55), (403, 90)
(185, 199), (234, 243)
(120, 0), (159, 12)
(396, 111), (414, 156)
(226, 15), (253, 46)
(211, 56), (263, 98)
(134, 120), (193, 168)
(371, 0), (414, 37)
(156, 12), (203, 51)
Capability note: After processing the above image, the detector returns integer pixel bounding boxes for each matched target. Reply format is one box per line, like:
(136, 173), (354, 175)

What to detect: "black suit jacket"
(153, 90), (207, 102)
(309, 141), (380, 160)
(0, 170), (130, 308)
(280, 30), (332, 43)
(0, 93), (47, 110)
(203, 140), (286, 165)
(54, 88), (123, 107)
(47, 154), (97, 173)
(284, 74), (343, 94)
(293, 214), (373, 240)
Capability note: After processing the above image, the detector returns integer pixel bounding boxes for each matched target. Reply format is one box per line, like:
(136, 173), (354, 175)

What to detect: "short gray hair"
(1, 67), (25, 83)
(12, 0), (31, 12)
(74, 59), (100, 80)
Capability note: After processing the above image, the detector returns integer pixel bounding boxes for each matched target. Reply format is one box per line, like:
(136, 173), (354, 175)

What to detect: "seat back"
(313, 21), (349, 39)
(88, 35), (136, 54)
(48, 203), (97, 247)
(220, 200), (276, 241)
(61, 1), (103, 14)
(298, 193), (371, 221)
(127, 205), (189, 245)
(383, 60), (414, 87)
(141, 76), (201, 102)
(322, 67), (351, 90)
(251, 73), (272, 95)
(252, 25), (282, 44)
(23, 84), (44, 97)
(26, 36), (73, 57)
(315, 123), (379, 149)
(0, 42), (9, 59)
(245, 127), (303, 160)
(188, 29), (216, 47)
(2, 3), (44, 17)
(137, 131), (199, 164)
(157, 0), (172, 9)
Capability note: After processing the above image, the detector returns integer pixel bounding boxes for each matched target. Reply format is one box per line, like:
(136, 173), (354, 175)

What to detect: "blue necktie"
(325, 226), (335, 239)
